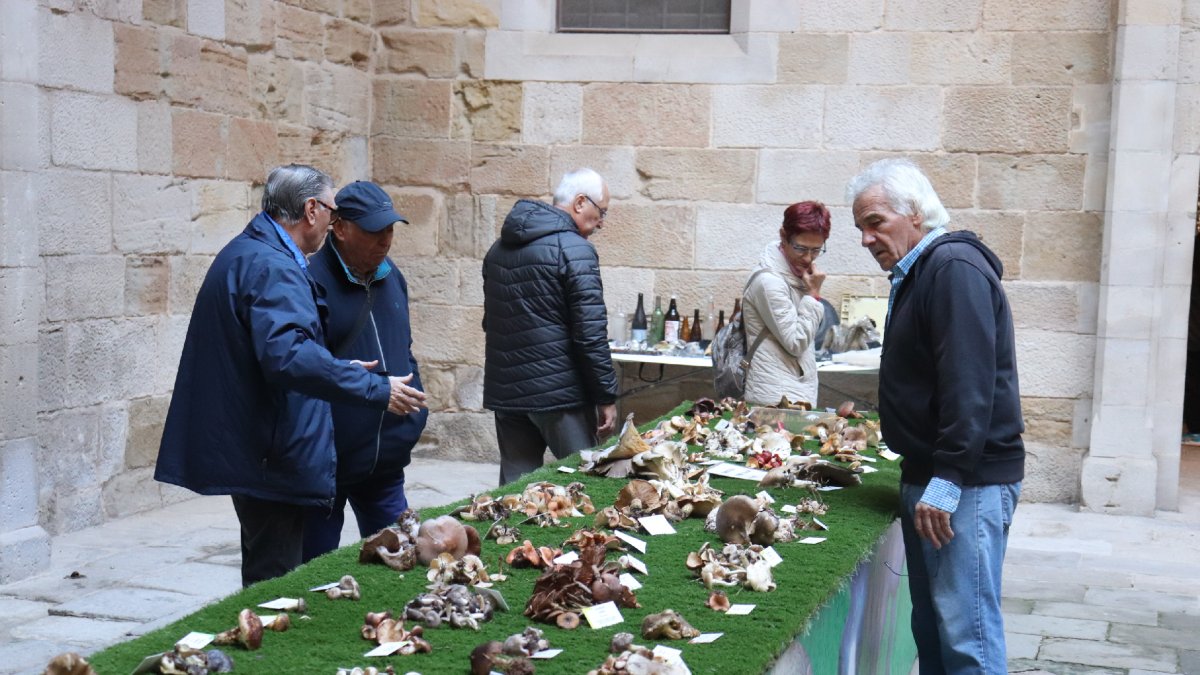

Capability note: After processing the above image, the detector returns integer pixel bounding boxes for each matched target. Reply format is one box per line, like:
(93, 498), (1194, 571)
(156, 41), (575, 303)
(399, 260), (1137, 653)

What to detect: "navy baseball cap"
(334, 181), (408, 232)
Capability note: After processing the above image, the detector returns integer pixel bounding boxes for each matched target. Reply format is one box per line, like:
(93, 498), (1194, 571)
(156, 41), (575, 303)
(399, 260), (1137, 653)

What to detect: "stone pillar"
(0, 0), (51, 582)
(1082, 0), (1198, 514)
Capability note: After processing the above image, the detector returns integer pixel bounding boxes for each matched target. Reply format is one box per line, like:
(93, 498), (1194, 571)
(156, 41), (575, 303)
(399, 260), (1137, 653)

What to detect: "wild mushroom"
(714, 495), (759, 546)
(213, 608), (264, 650)
(266, 612), (291, 632)
(706, 590), (731, 612)
(326, 574), (361, 600)
(205, 650), (235, 672)
(416, 515), (472, 565)
(641, 609), (700, 640)
(43, 653), (97, 675)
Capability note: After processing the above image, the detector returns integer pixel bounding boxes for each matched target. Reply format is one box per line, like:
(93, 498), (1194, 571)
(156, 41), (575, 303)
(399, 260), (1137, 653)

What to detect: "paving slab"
(1179, 649), (1200, 674)
(125, 561), (241, 598)
(1032, 600), (1160, 626)
(49, 587), (199, 622)
(1006, 659), (1122, 675)
(1004, 613), (1110, 640)
(1038, 637), (1179, 672)
(1006, 630), (1043, 659)
(1005, 578), (1088, 603)
(11, 614), (142, 647)
(0, 639), (81, 675)
(1005, 548), (1084, 569)
(1159, 612), (1200, 631)
(1083, 587), (1200, 616)
(1108, 621), (1200, 651)
(1003, 562), (1134, 589)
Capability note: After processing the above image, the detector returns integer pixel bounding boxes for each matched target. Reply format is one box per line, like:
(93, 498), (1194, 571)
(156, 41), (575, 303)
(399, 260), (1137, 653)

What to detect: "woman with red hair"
(741, 201), (831, 406)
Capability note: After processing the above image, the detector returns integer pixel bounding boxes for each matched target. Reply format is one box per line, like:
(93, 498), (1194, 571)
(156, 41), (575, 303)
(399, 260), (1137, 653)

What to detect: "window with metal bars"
(557, 0), (731, 34)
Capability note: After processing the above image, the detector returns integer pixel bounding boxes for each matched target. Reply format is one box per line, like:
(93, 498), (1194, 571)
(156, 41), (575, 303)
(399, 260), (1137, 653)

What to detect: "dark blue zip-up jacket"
(155, 213), (392, 506)
(879, 230), (1025, 488)
(308, 235), (428, 487)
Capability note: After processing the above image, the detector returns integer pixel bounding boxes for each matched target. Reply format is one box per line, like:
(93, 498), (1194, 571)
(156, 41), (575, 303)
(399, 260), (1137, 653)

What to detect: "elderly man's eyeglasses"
(787, 242), (826, 258)
(583, 195), (607, 220)
(311, 198), (339, 223)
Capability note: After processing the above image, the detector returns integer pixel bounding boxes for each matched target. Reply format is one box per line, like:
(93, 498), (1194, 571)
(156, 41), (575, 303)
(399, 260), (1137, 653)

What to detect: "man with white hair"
(482, 168), (619, 484)
(847, 158), (1025, 674)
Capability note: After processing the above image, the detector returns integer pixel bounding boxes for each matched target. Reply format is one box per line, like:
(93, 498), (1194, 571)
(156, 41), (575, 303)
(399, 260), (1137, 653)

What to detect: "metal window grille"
(557, 0), (731, 34)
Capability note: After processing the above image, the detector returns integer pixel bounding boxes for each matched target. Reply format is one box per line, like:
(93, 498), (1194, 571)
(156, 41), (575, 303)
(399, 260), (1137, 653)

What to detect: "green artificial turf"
(88, 402), (901, 674)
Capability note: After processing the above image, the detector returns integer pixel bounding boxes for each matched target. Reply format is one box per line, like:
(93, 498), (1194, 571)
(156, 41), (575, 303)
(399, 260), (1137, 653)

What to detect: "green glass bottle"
(650, 295), (665, 342)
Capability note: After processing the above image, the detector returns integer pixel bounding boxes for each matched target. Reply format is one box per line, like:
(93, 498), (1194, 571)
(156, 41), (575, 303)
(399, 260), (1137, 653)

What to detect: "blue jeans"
(301, 472), (408, 563)
(900, 481), (1020, 674)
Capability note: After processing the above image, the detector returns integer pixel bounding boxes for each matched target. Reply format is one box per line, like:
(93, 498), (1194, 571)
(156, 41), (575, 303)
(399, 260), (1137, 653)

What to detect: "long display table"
(88, 402), (914, 674)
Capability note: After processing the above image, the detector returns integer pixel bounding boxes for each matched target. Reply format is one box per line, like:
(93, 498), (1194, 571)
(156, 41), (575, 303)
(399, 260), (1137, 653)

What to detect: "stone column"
(0, 0), (51, 582)
(1082, 0), (1198, 514)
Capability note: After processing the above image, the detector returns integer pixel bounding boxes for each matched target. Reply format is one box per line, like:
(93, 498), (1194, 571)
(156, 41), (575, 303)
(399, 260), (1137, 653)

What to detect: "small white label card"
(259, 615), (284, 629)
(755, 490), (775, 504)
(761, 546), (784, 568)
(175, 632), (214, 650)
(652, 645), (683, 663)
(706, 462), (768, 482)
(817, 485), (843, 492)
(858, 454), (877, 463)
(582, 601), (624, 629)
(133, 653), (166, 674)
(613, 529), (648, 553)
(623, 555), (648, 575)
(879, 448), (901, 461)
(364, 641), (410, 657)
(726, 604), (756, 615)
(663, 482), (685, 499)
(308, 581), (340, 592)
(258, 597), (303, 611)
(780, 504), (798, 514)
(552, 551), (579, 565)
(689, 632), (724, 644)
(618, 572), (642, 590)
(571, 508), (584, 517)
(531, 649), (564, 659)
(813, 517), (829, 531)
(860, 465), (879, 474)
(638, 514), (677, 535)
(799, 536), (827, 545)
(714, 418), (731, 431)
(473, 585), (509, 612)
(557, 466), (577, 473)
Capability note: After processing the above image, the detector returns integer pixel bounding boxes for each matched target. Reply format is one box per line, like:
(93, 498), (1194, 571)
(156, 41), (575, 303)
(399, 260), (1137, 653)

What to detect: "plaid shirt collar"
(891, 226), (947, 284)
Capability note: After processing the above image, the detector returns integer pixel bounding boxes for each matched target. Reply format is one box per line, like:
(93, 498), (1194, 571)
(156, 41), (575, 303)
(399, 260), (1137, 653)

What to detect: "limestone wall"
(0, 0), (1161, 546)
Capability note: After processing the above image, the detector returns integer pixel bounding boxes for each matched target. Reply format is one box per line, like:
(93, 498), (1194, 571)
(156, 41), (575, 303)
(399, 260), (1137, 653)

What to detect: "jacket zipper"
(367, 290), (387, 475)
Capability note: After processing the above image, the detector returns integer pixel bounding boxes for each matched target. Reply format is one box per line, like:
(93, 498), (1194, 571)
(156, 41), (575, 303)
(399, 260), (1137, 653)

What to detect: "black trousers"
(494, 406), (597, 485)
(230, 494), (306, 588)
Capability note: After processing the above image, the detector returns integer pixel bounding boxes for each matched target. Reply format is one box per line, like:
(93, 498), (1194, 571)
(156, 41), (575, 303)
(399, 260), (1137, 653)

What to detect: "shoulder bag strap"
(739, 268), (774, 368)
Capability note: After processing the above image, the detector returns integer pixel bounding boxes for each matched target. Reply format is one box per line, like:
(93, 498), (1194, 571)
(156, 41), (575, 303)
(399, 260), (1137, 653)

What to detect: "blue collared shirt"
(883, 226), (960, 513)
(328, 238), (392, 286)
(266, 213), (309, 271)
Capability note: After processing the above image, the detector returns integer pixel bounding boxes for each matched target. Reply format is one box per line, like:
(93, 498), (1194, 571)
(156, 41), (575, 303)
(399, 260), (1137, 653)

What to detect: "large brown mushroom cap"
(237, 608), (264, 650)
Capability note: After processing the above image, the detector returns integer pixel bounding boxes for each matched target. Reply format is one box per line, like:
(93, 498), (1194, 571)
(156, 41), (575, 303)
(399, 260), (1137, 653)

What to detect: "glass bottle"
(631, 293), (648, 344)
(689, 309), (702, 343)
(704, 296), (716, 339)
(664, 296), (682, 343)
(716, 309), (726, 333)
(650, 295), (665, 343)
(680, 315), (691, 343)
(732, 298), (743, 320)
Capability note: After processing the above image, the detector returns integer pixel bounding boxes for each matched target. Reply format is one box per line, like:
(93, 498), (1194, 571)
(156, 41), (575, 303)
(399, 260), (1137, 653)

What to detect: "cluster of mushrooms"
(586, 632), (691, 675)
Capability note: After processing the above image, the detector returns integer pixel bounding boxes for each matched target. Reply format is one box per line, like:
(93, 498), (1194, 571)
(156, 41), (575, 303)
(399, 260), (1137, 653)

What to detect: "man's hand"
(387, 373), (428, 415)
(596, 403), (617, 439)
(801, 264), (826, 298)
(350, 359), (379, 370)
(914, 501), (955, 549)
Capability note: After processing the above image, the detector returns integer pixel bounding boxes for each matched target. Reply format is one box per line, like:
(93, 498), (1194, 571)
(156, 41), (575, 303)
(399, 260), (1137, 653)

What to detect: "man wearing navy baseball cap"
(302, 180), (430, 561)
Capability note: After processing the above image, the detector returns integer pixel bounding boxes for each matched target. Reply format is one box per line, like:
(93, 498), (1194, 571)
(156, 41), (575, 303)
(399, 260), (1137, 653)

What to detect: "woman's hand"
(801, 264), (825, 298)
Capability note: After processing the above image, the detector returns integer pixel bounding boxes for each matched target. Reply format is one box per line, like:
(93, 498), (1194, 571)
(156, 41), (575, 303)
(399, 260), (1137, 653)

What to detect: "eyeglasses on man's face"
(787, 241), (826, 258)
(583, 194), (607, 220)
(311, 197), (339, 223)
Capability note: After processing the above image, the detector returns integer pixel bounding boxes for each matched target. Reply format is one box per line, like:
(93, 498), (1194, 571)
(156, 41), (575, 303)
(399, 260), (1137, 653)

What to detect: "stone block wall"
(5, 0), (1199, 551)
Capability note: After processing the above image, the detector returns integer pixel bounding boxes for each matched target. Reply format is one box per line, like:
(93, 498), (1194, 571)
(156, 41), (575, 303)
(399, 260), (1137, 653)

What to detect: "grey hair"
(552, 168), (606, 206)
(845, 158), (949, 231)
(261, 164), (334, 225)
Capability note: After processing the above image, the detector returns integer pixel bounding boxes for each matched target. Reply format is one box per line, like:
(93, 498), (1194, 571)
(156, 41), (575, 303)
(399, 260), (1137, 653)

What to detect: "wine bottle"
(650, 295), (665, 342)
(631, 293), (648, 344)
(716, 309), (726, 333)
(704, 296), (716, 339)
(664, 296), (682, 343)
(732, 298), (743, 320)
(680, 315), (691, 342)
(689, 309), (702, 343)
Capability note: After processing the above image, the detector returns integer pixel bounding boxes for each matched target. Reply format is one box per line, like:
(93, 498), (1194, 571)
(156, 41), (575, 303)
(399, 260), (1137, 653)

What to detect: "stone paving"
(2, 452), (1198, 675)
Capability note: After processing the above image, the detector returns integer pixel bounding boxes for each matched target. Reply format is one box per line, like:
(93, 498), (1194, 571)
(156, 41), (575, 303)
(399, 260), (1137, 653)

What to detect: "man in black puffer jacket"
(483, 168), (619, 484)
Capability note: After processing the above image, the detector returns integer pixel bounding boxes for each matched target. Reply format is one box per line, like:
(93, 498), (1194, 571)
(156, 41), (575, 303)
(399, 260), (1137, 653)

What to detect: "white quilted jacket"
(741, 242), (824, 407)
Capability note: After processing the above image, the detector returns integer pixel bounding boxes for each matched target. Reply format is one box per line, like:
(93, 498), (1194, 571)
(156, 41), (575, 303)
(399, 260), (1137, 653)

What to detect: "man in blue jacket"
(848, 158), (1024, 674)
(482, 168), (619, 484)
(302, 181), (429, 561)
(156, 165), (424, 587)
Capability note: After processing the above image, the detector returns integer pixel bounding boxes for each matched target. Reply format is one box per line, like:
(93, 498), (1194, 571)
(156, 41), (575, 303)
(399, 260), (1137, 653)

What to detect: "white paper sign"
(553, 551), (579, 565)
(531, 649), (564, 659)
(623, 555), (648, 575)
(613, 529), (647, 553)
(557, 466), (577, 473)
(879, 448), (900, 461)
(780, 504), (797, 514)
(813, 517), (829, 531)
(258, 597), (303, 611)
(652, 645), (683, 662)
(714, 418), (731, 431)
(726, 604), (756, 615)
(860, 465), (878, 474)
(800, 537), (827, 545)
(690, 632), (724, 644)
(638, 514), (677, 535)
(858, 455), (877, 463)
(706, 462), (768, 482)
(364, 641), (410, 657)
(582, 601), (624, 629)
(817, 485), (843, 492)
(761, 546), (783, 568)
(619, 572), (642, 590)
(175, 632), (214, 650)
(755, 490), (775, 504)
(308, 581), (340, 592)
